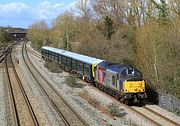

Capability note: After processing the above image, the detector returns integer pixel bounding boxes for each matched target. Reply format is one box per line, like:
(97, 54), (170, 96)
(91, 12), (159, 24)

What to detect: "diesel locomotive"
(41, 46), (147, 105)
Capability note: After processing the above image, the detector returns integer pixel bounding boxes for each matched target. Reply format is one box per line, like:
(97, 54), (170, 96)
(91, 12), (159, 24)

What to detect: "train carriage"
(41, 46), (103, 81)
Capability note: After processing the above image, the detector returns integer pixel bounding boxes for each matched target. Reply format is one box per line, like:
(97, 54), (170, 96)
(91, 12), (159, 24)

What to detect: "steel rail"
(5, 48), (19, 126)
(144, 106), (180, 126)
(5, 44), (39, 126)
(24, 42), (89, 126)
(10, 53), (39, 126)
(26, 47), (42, 59)
(22, 42), (71, 126)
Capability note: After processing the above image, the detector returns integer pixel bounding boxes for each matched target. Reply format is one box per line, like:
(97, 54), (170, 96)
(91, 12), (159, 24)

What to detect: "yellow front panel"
(124, 80), (145, 93)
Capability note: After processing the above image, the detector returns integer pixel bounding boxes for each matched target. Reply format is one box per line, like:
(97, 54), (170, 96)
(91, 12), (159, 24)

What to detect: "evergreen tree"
(103, 15), (114, 40)
(151, 0), (169, 24)
(0, 29), (10, 45)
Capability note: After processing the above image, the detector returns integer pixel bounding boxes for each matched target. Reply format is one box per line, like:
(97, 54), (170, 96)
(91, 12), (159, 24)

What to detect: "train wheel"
(92, 82), (96, 87)
(139, 99), (146, 106)
(124, 100), (132, 106)
(115, 94), (120, 100)
(96, 83), (99, 88)
(104, 87), (107, 93)
(119, 98), (124, 103)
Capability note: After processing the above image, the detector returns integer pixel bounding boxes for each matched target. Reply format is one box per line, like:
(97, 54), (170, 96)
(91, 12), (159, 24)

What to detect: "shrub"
(65, 74), (78, 88)
(108, 103), (126, 117)
(44, 61), (62, 73)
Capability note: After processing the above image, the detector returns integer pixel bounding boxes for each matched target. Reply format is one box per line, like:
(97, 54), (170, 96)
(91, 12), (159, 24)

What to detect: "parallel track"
(143, 106), (180, 126)
(26, 47), (42, 59)
(4, 47), (19, 126)
(23, 42), (89, 126)
(5, 45), (39, 126)
(131, 106), (180, 126)
(0, 44), (13, 63)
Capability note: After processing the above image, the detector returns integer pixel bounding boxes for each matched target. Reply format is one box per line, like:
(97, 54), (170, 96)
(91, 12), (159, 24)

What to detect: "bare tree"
(92, 0), (125, 25)
(168, 0), (180, 19)
(75, 0), (92, 21)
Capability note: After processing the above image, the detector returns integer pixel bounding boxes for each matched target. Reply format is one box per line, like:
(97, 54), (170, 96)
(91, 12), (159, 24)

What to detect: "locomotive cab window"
(126, 68), (134, 76)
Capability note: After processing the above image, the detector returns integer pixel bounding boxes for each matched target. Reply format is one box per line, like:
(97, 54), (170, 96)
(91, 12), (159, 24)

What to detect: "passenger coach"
(41, 46), (103, 81)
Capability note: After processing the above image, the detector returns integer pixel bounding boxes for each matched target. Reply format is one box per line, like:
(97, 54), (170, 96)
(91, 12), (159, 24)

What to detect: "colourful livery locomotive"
(41, 46), (147, 105)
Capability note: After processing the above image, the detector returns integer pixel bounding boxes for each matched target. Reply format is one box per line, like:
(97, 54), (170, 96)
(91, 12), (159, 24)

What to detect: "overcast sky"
(0, 0), (76, 28)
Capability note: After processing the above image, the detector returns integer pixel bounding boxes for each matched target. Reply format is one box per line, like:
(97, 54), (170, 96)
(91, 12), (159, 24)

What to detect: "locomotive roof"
(98, 61), (130, 74)
(42, 46), (103, 64)
(107, 64), (129, 73)
(98, 61), (113, 68)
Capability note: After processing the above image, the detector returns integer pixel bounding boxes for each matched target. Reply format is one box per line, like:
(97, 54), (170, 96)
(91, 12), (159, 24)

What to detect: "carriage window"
(84, 65), (89, 74)
(112, 76), (115, 86)
(55, 54), (58, 60)
(67, 58), (71, 65)
(72, 60), (76, 65)
(78, 62), (83, 70)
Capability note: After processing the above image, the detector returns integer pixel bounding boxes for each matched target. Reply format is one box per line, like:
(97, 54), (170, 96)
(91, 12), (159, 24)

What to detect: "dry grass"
(78, 91), (121, 119)
(78, 91), (99, 107)
(44, 61), (63, 73)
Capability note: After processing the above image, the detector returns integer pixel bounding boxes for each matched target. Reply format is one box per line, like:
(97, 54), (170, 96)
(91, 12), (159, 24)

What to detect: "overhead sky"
(0, 0), (77, 28)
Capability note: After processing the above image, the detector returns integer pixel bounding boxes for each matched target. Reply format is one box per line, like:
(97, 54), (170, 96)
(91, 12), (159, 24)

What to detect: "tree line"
(0, 28), (11, 48)
(27, 0), (180, 98)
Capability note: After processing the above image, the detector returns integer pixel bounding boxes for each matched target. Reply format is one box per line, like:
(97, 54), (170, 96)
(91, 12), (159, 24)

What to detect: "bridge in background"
(7, 30), (27, 41)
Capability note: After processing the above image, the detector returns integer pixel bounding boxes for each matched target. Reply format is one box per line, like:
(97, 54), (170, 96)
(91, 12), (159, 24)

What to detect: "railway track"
(4, 45), (39, 126)
(144, 106), (180, 125)
(132, 106), (180, 126)
(22, 42), (89, 126)
(92, 84), (180, 126)
(93, 85), (180, 126)
(0, 45), (12, 63)
(26, 47), (42, 59)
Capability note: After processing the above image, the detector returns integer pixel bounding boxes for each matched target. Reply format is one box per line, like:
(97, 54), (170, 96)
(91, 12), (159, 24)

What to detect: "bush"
(108, 103), (126, 117)
(44, 61), (62, 73)
(65, 74), (79, 88)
